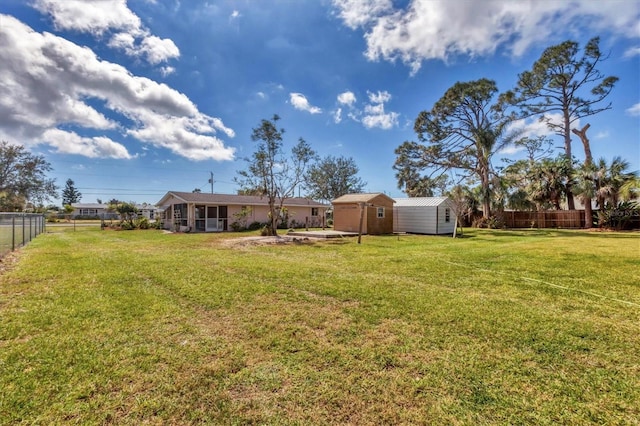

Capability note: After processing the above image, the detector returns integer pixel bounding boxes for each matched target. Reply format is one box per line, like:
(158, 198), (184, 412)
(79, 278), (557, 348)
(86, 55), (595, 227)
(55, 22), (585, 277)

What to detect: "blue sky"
(1, 0), (639, 206)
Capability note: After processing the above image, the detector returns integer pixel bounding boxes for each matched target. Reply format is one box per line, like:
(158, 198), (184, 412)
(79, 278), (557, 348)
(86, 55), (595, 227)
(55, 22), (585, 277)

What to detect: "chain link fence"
(0, 213), (46, 259)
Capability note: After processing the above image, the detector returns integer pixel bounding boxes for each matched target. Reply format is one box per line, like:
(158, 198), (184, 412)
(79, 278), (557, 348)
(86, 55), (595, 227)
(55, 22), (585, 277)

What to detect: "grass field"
(1, 227), (639, 424)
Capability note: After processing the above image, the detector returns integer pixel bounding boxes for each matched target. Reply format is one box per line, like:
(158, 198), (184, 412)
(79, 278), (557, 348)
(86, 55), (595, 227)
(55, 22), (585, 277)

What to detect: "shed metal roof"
(393, 197), (451, 207)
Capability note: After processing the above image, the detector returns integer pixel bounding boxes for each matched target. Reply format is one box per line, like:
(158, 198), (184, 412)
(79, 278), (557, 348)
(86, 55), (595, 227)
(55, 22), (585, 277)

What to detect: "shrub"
(597, 201), (640, 230)
(136, 217), (151, 229)
(248, 221), (263, 231)
(230, 221), (245, 232)
(260, 225), (276, 236)
(473, 215), (505, 229)
(120, 221), (135, 230)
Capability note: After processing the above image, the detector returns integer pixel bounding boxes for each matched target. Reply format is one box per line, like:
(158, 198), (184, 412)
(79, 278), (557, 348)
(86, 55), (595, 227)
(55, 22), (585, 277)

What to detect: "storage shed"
(332, 193), (395, 235)
(393, 197), (455, 235)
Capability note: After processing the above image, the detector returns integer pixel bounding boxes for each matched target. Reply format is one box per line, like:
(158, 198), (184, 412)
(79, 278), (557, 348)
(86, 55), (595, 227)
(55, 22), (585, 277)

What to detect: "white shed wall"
(393, 203), (455, 235)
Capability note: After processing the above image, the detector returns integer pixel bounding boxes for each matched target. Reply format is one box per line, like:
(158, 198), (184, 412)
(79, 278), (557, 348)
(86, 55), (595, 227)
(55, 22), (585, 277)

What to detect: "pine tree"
(62, 179), (82, 206)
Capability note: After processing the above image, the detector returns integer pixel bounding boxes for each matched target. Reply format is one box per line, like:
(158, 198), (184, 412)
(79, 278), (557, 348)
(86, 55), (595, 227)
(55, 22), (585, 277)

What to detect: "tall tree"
(235, 115), (316, 236)
(0, 141), (58, 211)
(399, 78), (510, 218)
(62, 178), (82, 206)
(393, 147), (449, 197)
(305, 155), (366, 202)
(500, 37), (618, 209)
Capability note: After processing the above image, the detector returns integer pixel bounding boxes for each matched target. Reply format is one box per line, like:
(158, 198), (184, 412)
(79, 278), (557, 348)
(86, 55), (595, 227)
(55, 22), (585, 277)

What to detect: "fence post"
(12, 215), (16, 251)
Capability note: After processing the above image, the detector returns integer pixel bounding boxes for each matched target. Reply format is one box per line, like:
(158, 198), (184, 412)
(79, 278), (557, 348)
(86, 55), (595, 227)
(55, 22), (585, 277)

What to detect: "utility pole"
(208, 172), (214, 193)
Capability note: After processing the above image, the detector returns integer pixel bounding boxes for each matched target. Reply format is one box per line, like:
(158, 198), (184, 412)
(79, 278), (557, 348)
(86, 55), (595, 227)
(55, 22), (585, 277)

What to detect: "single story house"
(331, 193), (395, 235)
(71, 203), (159, 220)
(71, 203), (110, 218)
(393, 197), (455, 235)
(156, 191), (329, 232)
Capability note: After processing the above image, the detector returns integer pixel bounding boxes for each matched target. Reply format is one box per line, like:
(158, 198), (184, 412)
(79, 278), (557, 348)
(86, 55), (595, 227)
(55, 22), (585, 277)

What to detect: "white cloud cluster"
(332, 90), (398, 129)
(33, 0), (179, 65)
(289, 93), (322, 114)
(0, 15), (235, 161)
(626, 103), (640, 117)
(333, 0), (640, 74)
(337, 91), (357, 107)
(362, 91), (398, 130)
(500, 114), (580, 155)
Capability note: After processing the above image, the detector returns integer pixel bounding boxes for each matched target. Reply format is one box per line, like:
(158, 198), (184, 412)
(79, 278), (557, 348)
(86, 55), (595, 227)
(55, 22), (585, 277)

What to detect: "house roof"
(393, 197), (451, 207)
(331, 193), (395, 204)
(156, 191), (328, 207)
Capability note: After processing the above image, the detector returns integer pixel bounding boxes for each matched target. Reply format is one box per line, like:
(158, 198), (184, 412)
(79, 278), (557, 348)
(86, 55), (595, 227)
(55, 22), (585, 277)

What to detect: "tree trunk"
(564, 110), (576, 210)
(572, 124), (593, 228)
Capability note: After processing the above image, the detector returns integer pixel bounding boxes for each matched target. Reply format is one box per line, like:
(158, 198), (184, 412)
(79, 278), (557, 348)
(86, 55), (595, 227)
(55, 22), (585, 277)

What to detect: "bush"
(248, 221), (264, 231)
(120, 221), (135, 230)
(230, 221), (245, 232)
(597, 201), (640, 230)
(136, 217), (150, 229)
(260, 225), (272, 236)
(473, 215), (505, 229)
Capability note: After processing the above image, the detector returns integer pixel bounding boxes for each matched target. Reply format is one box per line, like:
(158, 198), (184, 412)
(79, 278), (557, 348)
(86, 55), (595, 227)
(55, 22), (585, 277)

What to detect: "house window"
(377, 207), (385, 218)
(445, 208), (451, 223)
(311, 207), (319, 217)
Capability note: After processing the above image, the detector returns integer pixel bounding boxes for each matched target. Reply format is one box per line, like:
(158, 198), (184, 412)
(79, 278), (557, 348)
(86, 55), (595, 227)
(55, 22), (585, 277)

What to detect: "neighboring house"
(332, 193), (395, 235)
(71, 203), (116, 219)
(71, 203), (160, 220)
(156, 191), (329, 232)
(393, 197), (455, 235)
(136, 203), (160, 220)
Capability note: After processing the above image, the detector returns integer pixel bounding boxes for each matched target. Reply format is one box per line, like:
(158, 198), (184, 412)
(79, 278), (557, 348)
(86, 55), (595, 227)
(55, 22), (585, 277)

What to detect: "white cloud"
(333, 0), (640, 75)
(626, 103), (640, 116)
(498, 145), (525, 155)
(160, 66), (176, 77)
(43, 129), (133, 159)
(333, 0), (393, 29)
(0, 15), (235, 161)
(289, 93), (322, 114)
(506, 114), (577, 140)
(337, 91), (357, 106)
(333, 108), (343, 124)
(362, 90), (398, 129)
(33, 0), (180, 64)
(230, 10), (241, 20)
(624, 46), (640, 58)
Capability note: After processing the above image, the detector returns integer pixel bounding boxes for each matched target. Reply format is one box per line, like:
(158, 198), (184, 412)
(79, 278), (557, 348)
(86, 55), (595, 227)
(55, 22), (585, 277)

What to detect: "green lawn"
(1, 227), (639, 424)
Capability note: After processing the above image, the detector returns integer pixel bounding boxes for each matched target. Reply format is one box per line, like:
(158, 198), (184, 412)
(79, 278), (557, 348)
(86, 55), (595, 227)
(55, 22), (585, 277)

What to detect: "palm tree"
(594, 157), (635, 207)
(572, 162), (597, 227)
(620, 176), (640, 201)
(528, 156), (572, 210)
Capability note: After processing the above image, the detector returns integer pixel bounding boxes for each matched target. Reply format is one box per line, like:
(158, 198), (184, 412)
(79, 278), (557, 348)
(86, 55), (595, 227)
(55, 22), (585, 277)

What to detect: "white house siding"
(393, 197), (455, 235)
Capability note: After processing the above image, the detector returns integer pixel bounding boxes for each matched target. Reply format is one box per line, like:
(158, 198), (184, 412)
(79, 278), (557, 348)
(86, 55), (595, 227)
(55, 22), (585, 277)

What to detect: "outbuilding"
(393, 197), (455, 235)
(332, 193), (395, 235)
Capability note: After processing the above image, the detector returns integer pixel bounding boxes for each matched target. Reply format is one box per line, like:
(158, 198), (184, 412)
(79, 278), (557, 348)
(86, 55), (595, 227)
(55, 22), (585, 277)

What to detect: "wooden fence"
(501, 210), (585, 229)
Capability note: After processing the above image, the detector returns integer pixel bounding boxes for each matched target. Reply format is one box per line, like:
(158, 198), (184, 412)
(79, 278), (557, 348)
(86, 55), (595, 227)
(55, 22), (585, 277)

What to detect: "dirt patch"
(220, 235), (319, 249)
(0, 250), (22, 277)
